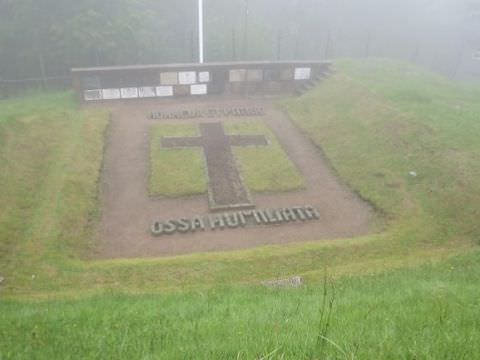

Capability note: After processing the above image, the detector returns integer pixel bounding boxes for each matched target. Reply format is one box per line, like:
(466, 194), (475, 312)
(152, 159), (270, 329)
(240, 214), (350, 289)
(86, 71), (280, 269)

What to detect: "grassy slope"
(0, 92), (109, 284)
(1, 59), (480, 356)
(1, 253), (479, 359)
(283, 59), (480, 251)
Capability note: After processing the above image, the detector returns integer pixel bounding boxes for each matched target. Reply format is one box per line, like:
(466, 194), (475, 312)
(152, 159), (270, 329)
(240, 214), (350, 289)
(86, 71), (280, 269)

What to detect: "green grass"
(150, 124), (207, 196)
(1, 60), (480, 357)
(283, 59), (480, 248)
(227, 120), (304, 193)
(0, 61), (478, 300)
(1, 251), (479, 359)
(0, 91), (109, 280)
(149, 120), (304, 196)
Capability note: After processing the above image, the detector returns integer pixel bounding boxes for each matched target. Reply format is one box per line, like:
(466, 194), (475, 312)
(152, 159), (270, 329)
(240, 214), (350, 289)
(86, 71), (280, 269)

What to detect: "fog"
(0, 0), (478, 91)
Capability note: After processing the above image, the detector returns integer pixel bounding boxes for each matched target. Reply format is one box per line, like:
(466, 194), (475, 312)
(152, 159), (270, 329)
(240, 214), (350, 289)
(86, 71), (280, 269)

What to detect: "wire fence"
(0, 75), (72, 99)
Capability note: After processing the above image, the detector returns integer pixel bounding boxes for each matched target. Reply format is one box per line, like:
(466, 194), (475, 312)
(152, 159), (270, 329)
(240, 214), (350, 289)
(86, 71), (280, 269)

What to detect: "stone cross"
(161, 122), (268, 211)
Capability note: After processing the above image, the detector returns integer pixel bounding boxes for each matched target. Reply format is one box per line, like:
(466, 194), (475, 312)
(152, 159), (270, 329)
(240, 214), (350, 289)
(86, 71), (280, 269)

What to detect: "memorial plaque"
(190, 84), (208, 95)
(155, 86), (174, 97)
(229, 69), (247, 82)
(247, 69), (264, 82)
(178, 71), (197, 85)
(198, 71), (210, 83)
(84, 89), (103, 101)
(138, 87), (157, 98)
(121, 87), (139, 99)
(294, 67), (311, 80)
(160, 72), (178, 85)
(280, 68), (294, 81)
(102, 88), (121, 100)
(174, 85), (190, 96)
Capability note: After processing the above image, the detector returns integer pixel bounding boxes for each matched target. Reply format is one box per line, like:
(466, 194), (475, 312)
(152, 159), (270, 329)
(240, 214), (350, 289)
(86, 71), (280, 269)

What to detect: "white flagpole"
(198, 0), (204, 63)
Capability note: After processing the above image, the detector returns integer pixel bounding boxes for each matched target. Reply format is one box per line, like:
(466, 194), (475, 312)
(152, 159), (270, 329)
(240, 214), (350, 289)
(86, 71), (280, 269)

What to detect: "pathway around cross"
(161, 122), (268, 211)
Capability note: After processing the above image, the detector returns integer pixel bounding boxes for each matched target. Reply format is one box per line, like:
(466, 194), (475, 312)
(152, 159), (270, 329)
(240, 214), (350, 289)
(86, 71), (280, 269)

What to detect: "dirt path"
(96, 96), (373, 259)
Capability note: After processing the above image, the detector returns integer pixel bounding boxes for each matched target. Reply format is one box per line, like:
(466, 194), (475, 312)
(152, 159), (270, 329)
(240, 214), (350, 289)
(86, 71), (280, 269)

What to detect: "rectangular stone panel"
(190, 84), (208, 95)
(198, 71), (210, 83)
(82, 76), (101, 90)
(294, 67), (311, 80)
(280, 68), (294, 81)
(138, 87), (157, 98)
(102, 88), (121, 100)
(264, 69), (281, 81)
(178, 71), (197, 85)
(265, 81), (284, 93)
(120, 87), (139, 99)
(174, 85), (190, 96)
(160, 72), (178, 85)
(156, 86), (174, 97)
(84, 89), (103, 101)
(247, 69), (263, 82)
(229, 69), (247, 82)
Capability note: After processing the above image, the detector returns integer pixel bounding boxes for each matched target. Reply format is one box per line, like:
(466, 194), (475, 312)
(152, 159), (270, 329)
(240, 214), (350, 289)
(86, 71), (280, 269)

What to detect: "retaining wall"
(71, 61), (332, 103)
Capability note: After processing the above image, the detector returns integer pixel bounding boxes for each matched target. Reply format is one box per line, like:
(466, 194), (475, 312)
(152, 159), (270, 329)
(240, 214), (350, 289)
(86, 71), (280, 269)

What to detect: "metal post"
(198, 0), (204, 63)
(232, 28), (237, 61)
(243, 0), (249, 60)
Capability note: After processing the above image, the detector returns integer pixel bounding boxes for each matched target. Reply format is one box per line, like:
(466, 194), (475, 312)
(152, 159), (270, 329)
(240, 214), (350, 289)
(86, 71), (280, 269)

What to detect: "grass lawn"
(150, 123), (207, 196)
(1, 252), (479, 358)
(1, 59), (480, 358)
(149, 120), (304, 196)
(227, 120), (304, 193)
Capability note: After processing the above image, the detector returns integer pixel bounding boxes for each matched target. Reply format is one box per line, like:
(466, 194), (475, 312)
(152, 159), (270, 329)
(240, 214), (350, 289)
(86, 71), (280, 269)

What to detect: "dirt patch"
(96, 96), (373, 259)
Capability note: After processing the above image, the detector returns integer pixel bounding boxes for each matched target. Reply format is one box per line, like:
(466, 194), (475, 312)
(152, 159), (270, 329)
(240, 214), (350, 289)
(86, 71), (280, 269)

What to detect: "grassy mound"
(1, 60), (480, 358)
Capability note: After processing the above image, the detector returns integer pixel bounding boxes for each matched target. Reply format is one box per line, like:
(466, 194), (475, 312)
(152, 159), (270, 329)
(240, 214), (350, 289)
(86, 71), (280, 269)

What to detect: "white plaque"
(102, 89), (121, 100)
(178, 71), (197, 85)
(190, 84), (208, 95)
(198, 71), (210, 83)
(84, 89), (103, 101)
(121, 87), (139, 99)
(160, 72), (178, 85)
(156, 86), (174, 97)
(229, 69), (247, 82)
(138, 87), (157, 98)
(294, 67), (311, 80)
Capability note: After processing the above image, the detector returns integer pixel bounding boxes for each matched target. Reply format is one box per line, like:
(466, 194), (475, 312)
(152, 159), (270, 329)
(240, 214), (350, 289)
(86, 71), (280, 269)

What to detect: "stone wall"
(72, 61), (332, 102)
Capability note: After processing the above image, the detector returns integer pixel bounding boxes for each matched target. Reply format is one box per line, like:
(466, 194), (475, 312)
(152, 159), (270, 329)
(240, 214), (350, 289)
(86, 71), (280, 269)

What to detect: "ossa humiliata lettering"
(151, 205), (320, 236)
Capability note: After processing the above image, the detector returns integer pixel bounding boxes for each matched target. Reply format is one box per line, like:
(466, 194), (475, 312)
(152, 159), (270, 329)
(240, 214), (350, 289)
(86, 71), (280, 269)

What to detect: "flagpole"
(198, 0), (204, 63)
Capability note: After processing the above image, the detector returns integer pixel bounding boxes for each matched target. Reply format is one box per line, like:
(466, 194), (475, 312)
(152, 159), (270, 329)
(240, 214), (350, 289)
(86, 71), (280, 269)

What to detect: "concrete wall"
(71, 61), (332, 103)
